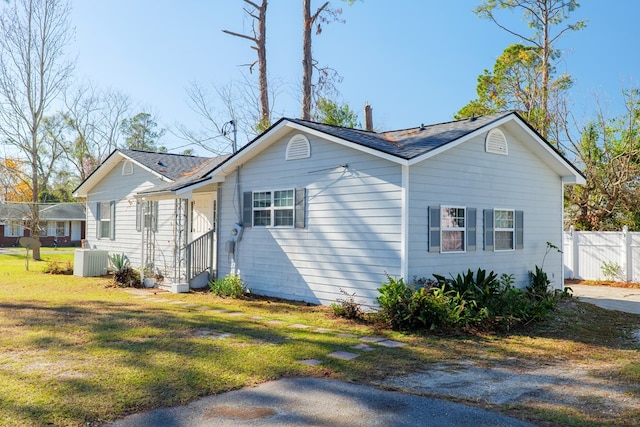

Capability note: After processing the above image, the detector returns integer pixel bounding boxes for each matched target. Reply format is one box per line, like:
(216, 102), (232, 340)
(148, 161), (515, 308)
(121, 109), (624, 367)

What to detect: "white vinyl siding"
(217, 131), (402, 307)
(408, 126), (564, 290)
(85, 159), (178, 271)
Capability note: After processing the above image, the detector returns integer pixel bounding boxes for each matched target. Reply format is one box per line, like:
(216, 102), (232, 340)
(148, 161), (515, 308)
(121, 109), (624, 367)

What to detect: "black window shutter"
(295, 188), (306, 229)
(467, 208), (477, 251)
(110, 201), (116, 240)
(515, 210), (524, 249)
(428, 206), (440, 253)
(242, 192), (253, 227)
(484, 209), (494, 251)
(96, 202), (101, 239)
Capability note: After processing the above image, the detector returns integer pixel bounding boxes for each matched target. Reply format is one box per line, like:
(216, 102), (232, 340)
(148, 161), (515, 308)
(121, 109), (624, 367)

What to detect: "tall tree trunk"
(257, 1), (269, 128)
(301, 0), (313, 120)
(223, 0), (270, 131)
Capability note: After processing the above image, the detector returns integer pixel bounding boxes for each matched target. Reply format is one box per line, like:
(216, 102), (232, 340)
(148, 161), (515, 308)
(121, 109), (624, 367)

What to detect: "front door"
(189, 193), (217, 279)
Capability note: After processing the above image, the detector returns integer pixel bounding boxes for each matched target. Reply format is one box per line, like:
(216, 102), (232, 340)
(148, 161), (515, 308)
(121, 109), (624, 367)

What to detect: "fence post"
(623, 226), (630, 282)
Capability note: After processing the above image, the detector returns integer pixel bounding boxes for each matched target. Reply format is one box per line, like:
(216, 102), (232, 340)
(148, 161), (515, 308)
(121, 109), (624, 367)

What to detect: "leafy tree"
(313, 97), (359, 128)
(0, 0), (74, 260)
(0, 158), (32, 202)
(474, 0), (586, 139)
(565, 89), (640, 231)
(120, 112), (166, 152)
(455, 43), (572, 144)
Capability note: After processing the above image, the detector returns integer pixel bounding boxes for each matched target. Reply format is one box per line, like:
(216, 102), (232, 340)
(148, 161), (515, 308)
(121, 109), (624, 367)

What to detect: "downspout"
(140, 198), (145, 287)
(401, 164), (409, 282)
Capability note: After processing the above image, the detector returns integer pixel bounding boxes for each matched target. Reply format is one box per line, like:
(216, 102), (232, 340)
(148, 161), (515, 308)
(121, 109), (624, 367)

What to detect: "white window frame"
(441, 206), (466, 253)
(494, 208), (515, 251)
(55, 221), (67, 237)
(5, 220), (22, 237)
(252, 189), (295, 228)
(99, 201), (112, 239)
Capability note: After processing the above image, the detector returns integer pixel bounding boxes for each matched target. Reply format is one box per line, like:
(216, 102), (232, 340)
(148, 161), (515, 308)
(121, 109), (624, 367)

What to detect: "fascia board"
(73, 151), (172, 197)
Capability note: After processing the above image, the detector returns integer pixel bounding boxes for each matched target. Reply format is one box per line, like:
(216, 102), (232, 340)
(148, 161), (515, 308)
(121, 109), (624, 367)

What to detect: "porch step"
(157, 281), (189, 293)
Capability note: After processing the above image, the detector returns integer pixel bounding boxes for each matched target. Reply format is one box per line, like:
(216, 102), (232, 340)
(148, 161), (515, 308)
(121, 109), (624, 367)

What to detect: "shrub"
(108, 253), (130, 272)
(43, 260), (73, 275)
(377, 267), (569, 333)
(209, 274), (246, 298)
(331, 288), (364, 320)
(377, 275), (414, 330)
(108, 253), (140, 287)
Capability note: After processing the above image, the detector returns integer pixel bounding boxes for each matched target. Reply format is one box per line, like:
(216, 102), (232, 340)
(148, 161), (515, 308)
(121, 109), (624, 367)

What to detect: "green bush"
(209, 274), (246, 298)
(108, 253), (140, 287)
(377, 268), (567, 332)
(331, 288), (364, 320)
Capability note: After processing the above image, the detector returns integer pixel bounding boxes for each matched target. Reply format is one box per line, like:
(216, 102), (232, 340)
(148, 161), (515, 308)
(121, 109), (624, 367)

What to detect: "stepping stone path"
(125, 292), (408, 366)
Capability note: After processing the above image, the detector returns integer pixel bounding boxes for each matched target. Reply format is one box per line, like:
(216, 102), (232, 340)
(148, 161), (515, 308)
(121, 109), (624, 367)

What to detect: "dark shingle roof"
(0, 203), (85, 221)
(286, 111), (513, 159)
(137, 154), (231, 195)
(121, 149), (212, 180)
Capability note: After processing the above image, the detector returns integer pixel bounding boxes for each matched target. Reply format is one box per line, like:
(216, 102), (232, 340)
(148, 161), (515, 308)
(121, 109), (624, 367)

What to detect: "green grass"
(0, 252), (639, 426)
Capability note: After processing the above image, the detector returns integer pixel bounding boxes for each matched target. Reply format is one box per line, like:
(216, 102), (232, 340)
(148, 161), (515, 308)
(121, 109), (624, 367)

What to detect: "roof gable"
(73, 149), (211, 197)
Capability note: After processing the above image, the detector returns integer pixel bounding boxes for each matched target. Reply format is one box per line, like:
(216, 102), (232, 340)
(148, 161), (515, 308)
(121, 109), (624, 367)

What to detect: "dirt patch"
(378, 359), (640, 421)
(565, 279), (640, 289)
(204, 405), (276, 420)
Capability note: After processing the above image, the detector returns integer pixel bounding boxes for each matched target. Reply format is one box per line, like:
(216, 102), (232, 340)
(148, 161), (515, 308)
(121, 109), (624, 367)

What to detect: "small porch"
(140, 191), (218, 293)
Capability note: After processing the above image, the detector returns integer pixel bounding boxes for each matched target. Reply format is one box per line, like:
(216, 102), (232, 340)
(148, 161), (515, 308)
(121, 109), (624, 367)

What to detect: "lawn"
(1, 251), (639, 426)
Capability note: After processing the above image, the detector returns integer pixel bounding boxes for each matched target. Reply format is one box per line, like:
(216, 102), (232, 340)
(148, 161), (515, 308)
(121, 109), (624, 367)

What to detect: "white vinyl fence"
(563, 226), (640, 282)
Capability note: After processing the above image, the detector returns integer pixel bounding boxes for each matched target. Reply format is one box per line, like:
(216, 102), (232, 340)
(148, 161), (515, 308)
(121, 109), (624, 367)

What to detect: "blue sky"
(70, 1), (639, 154)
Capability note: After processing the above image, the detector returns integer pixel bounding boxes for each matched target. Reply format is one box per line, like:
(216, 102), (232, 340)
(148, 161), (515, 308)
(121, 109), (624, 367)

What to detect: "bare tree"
(0, 0), (74, 260)
(61, 83), (131, 180)
(223, 0), (270, 131)
(302, 0), (353, 120)
(174, 75), (284, 155)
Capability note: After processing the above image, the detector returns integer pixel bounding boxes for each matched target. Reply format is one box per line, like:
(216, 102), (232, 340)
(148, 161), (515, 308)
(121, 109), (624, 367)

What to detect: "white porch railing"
(185, 229), (215, 284)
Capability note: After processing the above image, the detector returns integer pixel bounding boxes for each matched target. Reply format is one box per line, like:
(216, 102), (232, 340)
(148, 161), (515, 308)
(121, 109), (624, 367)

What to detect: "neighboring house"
(73, 111), (585, 306)
(0, 202), (86, 247)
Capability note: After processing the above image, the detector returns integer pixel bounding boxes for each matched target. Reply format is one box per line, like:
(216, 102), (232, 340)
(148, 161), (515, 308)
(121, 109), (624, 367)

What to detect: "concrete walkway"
(101, 290), (535, 427)
(104, 377), (534, 427)
(570, 284), (640, 315)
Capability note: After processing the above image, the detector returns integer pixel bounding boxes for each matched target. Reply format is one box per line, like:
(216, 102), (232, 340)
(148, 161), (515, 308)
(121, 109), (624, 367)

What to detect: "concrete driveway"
(570, 284), (640, 314)
(103, 378), (534, 427)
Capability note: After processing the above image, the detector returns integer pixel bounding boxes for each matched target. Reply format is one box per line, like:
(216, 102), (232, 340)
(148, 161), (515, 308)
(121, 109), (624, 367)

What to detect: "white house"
(73, 111), (585, 306)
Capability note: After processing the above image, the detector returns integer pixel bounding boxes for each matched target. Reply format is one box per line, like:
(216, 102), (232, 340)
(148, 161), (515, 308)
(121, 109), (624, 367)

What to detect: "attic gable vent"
(122, 160), (134, 175)
(485, 129), (508, 155)
(286, 134), (311, 160)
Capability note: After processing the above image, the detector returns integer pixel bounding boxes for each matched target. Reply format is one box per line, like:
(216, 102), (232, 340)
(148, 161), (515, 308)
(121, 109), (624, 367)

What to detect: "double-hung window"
(484, 209), (523, 251)
(97, 201), (115, 239)
(5, 221), (21, 237)
(244, 189), (306, 229)
(429, 206), (476, 253)
(441, 206), (466, 252)
(252, 190), (294, 227)
(494, 209), (515, 251)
